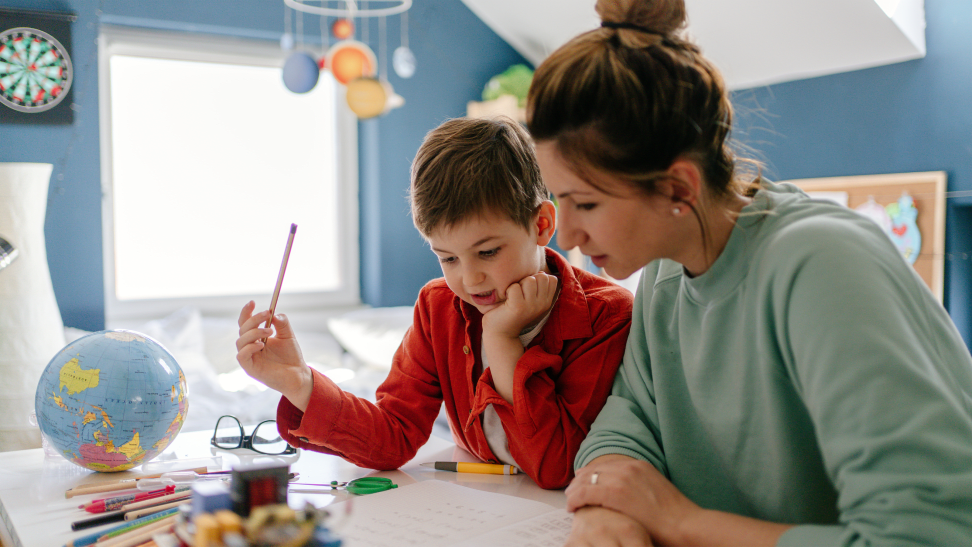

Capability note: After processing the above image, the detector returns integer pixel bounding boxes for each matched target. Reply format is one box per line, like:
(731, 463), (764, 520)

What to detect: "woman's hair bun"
(596, 0), (687, 36)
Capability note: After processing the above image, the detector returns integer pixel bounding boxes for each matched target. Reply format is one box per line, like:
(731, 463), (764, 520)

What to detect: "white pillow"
(200, 315), (345, 376)
(327, 306), (414, 370)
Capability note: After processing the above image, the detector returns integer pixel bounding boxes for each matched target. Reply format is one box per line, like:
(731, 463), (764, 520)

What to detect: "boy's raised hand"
(482, 272), (559, 339)
(236, 300), (314, 411)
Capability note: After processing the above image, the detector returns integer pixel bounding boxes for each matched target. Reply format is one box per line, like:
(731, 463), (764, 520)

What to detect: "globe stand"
(28, 411), (65, 460)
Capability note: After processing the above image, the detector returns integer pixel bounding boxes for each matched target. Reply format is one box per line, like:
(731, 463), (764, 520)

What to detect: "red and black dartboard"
(0, 27), (72, 113)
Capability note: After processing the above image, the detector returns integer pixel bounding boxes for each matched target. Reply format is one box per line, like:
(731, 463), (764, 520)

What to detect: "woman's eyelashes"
(576, 202), (597, 211)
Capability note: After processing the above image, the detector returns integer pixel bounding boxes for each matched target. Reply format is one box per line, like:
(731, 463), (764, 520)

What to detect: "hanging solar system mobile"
(0, 27), (72, 113)
(281, 0), (409, 119)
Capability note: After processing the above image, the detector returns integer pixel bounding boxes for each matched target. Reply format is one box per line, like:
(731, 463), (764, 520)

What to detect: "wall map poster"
(0, 8), (76, 125)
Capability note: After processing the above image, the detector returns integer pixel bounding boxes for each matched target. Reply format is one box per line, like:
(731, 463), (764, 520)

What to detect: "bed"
(65, 305), (439, 439)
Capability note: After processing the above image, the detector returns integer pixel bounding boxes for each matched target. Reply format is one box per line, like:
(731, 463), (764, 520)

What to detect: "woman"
(527, 0), (972, 545)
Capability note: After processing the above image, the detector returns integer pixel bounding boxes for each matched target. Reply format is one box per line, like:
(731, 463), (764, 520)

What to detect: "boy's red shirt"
(276, 248), (633, 489)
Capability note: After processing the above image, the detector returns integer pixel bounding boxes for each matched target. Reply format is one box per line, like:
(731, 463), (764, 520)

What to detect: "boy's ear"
(657, 159), (704, 210)
(535, 200), (557, 246)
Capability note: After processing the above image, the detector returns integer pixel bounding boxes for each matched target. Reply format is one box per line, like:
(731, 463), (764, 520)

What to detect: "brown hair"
(527, 0), (756, 206)
(409, 117), (546, 238)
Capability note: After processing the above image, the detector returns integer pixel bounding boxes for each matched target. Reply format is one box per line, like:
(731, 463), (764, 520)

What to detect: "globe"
(34, 330), (189, 472)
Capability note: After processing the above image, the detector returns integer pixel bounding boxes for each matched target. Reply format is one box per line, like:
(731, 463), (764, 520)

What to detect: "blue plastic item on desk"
(310, 525), (343, 546)
(191, 480), (232, 516)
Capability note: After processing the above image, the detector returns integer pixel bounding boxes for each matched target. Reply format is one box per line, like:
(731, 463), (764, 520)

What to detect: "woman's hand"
(564, 506), (653, 547)
(568, 456), (793, 547)
(236, 300), (313, 410)
(566, 456), (700, 546)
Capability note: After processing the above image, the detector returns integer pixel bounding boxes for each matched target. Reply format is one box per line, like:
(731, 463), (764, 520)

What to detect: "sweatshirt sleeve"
(573, 263), (671, 476)
(473, 289), (633, 489)
(773, 217), (972, 546)
(276, 297), (443, 470)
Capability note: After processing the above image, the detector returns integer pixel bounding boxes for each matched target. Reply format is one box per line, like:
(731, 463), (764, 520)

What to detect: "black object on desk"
(70, 509), (125, 531)
(230, 463), (289, 517)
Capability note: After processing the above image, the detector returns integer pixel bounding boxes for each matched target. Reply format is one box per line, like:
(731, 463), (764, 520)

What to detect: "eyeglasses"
(211, 415), (297, 455)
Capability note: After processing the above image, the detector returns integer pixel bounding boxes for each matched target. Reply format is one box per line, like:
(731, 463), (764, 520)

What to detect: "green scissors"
(291, 477), (398, 495)
(330, 477), (398, 495)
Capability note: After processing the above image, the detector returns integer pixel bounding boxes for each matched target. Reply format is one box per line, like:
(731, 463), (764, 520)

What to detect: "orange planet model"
(331, 19), (354, 40)
(325, 40), (376, 85)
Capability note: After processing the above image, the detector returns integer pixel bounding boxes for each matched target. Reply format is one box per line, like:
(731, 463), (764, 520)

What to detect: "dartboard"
(0, 27), (72, 113)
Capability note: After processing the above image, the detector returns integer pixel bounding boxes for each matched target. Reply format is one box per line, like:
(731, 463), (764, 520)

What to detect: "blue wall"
(731, 0), (972, 346)
(358, 1), (531, 307)
(5, 0), (970, 346)
(0, 0), (527, 330)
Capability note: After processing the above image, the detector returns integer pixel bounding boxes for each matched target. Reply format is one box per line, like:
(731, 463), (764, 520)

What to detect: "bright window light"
(110, 56), (339, 299)
(101, 28), (358, 321)
(874, 0), (900, 17)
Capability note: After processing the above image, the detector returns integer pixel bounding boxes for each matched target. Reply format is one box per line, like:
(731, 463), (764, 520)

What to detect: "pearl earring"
(673, 207), (681, 215)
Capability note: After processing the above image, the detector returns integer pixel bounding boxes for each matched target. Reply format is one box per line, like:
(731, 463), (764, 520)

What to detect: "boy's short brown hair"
(409, 117), (546, 238)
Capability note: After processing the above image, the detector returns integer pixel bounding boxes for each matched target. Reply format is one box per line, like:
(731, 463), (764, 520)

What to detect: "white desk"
(0, 429), (566, 547)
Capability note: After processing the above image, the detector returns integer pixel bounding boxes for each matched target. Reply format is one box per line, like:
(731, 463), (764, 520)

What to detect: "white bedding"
(54, 305), (453, 446)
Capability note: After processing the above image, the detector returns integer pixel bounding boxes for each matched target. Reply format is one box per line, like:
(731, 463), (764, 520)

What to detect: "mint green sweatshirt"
(576, 181), (972, 546)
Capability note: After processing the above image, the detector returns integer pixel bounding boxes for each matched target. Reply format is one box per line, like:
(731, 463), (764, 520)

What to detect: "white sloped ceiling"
(461, 0), (925, 90)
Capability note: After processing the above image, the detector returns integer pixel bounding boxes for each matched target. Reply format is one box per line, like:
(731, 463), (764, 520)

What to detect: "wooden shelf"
(466, 94), (525, 123)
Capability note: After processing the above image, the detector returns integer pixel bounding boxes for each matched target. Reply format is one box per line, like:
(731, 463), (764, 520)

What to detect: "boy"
(235, 117), (632, 489)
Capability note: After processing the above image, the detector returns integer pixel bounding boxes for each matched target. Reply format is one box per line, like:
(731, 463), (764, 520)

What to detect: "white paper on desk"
(329, 481), (571, 547)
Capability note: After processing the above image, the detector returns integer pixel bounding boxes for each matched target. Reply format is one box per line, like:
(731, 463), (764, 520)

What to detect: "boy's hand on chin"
(482, 272), (559, 339)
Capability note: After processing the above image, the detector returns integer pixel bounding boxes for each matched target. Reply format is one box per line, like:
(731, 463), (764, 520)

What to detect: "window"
(99, 27), (358, 323)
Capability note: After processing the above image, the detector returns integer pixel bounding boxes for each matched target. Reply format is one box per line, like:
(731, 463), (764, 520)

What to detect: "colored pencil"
(81, 486), (179, 513)
(97, 513), (177, 542)
(120, 490), (190, 512)
(263, 223), (297, 343)
(72, 510), (127, 531)
(65, 507), (179, 547)
(95, 515), (176, 547)
(65, 467), (208, 498)
(124, 499), (190, 521)
(72, 494), (188, 531)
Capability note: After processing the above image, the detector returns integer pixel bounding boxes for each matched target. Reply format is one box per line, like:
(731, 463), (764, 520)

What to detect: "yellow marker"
(420, 461), (519, 475)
